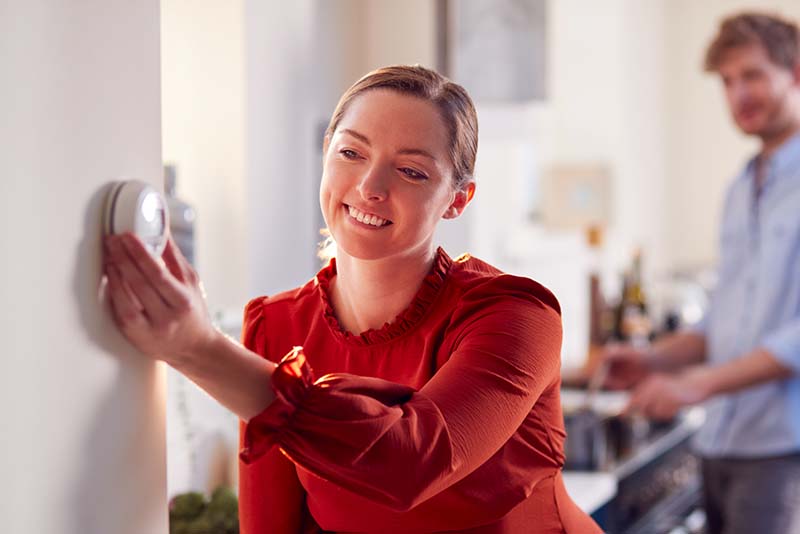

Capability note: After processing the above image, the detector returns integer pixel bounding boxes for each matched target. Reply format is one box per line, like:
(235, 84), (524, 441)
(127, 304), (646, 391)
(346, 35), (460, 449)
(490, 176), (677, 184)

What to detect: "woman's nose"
(357, 166), (389, 202)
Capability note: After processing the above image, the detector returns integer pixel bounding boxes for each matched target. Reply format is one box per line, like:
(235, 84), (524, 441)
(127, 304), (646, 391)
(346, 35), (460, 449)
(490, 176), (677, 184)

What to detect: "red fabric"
(238, 249), (601, 533)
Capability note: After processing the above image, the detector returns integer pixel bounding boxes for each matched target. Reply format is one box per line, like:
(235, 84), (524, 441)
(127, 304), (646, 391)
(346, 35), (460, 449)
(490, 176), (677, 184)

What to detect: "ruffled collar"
(315, 247), (452, 346)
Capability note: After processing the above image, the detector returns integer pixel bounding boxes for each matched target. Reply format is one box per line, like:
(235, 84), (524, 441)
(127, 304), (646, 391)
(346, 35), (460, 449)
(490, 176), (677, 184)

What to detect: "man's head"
(704, 12), (800, 139)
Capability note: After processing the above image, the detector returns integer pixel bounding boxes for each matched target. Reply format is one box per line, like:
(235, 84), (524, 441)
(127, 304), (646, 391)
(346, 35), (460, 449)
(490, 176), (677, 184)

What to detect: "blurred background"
(159, 0), (800, 500)
(3, 1), (798, 532)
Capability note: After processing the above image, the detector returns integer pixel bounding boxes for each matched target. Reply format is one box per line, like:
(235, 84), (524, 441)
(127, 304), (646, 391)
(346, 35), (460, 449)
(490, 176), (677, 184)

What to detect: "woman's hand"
(103, 232), (219, 364)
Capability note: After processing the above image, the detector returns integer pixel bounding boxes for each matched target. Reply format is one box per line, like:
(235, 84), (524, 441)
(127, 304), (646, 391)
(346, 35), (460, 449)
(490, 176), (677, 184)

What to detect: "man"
(603, 12), (800, 534)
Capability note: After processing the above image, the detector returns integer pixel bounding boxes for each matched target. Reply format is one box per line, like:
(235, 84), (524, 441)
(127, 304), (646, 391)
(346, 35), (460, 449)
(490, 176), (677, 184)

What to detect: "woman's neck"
(330, 246), (438, 335)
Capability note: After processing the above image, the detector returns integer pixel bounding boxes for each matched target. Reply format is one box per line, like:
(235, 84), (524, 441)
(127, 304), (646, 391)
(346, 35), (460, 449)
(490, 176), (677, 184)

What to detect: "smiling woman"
(102, 65), (601, 533)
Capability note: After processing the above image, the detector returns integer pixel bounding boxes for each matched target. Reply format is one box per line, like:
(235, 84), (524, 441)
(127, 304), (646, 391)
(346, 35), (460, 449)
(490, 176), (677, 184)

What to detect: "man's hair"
(704, 12), (799, 72)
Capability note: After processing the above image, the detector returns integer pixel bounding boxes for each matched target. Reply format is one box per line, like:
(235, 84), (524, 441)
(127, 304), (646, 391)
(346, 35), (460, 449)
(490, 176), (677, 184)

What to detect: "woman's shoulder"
(245, 260), (334, 316)
(445, 252), (561, 317)
(241, 265), (334, 355)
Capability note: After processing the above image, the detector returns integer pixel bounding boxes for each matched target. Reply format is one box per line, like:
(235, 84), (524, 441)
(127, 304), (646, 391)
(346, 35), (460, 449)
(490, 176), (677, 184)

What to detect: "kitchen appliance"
(562, 388), (650, 471)
(563, 390), (706, 533)
(605, 417), (706, 533)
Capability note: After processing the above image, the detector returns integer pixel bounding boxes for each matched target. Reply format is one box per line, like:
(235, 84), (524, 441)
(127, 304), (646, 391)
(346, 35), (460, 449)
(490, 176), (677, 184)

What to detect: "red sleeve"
(238, 297), (307, 534)
(240, 277), (563, 512)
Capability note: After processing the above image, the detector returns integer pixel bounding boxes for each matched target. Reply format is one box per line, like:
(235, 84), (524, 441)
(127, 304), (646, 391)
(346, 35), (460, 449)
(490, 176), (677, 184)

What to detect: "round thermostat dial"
(103, 180), (169, 257)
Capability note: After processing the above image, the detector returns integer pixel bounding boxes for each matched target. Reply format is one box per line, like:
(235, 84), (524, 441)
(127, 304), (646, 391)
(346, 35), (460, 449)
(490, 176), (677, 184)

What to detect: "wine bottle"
(614, 248), (652, 347)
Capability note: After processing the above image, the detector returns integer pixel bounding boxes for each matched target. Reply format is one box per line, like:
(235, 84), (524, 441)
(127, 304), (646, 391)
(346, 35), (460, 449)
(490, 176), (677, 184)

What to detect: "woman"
(103, 65), (601, 533)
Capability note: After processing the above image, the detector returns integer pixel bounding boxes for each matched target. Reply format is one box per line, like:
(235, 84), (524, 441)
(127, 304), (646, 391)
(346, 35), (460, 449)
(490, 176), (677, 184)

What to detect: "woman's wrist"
(167, 326), (225, 369)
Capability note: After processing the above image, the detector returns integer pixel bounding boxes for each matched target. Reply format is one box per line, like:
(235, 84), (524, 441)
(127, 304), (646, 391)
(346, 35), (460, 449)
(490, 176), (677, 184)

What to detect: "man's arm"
(698, 347), (793, 395)
(603, 331), (706, 390)
(627, 346), (793, 420)
(646, 330), (708, 371)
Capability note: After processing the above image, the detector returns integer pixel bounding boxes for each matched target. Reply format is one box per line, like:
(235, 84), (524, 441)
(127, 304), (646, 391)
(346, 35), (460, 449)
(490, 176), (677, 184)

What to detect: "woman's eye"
(400, 168), (428, 180)
(340, 149), (359, 159)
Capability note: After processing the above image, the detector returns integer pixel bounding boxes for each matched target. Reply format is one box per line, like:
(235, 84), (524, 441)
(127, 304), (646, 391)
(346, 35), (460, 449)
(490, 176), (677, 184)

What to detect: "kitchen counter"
(563, 471), (617, 514)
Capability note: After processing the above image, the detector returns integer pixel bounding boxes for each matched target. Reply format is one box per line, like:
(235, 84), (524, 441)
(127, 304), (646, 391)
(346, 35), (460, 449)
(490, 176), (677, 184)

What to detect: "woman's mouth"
(345, 204), (392, 227)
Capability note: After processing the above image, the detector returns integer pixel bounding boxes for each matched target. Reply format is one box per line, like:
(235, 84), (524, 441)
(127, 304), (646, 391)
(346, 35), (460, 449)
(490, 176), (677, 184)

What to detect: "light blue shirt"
(692, 131), (800, 459)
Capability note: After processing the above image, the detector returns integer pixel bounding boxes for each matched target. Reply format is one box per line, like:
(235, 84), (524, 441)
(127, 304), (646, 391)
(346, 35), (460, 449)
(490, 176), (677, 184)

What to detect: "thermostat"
(103, 180), (169, 257)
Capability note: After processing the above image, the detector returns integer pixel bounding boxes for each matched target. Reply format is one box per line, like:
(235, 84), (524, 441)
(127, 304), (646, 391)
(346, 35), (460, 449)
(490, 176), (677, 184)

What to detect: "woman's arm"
(103, 232), (275, 420)
(171, 331), (276, 421)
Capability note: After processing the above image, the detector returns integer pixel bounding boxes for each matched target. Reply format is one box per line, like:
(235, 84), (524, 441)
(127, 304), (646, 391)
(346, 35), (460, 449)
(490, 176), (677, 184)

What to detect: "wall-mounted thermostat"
(103, 180), (169, 257)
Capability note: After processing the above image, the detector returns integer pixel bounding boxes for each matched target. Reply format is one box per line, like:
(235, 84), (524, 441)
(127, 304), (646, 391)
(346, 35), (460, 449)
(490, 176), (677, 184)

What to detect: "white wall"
(245, 0), (319, 297)
(161, 0), (249, 315)
(363, 0), (439, 71)
(0, 2), (167, 533)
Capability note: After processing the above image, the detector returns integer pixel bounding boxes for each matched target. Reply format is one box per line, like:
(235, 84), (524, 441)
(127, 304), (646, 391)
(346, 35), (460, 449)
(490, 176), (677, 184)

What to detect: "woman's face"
(320, 89), (470, 262)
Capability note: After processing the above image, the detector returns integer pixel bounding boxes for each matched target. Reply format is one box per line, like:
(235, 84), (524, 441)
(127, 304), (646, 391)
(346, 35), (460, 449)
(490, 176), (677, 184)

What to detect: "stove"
(579, 408), (707, 533)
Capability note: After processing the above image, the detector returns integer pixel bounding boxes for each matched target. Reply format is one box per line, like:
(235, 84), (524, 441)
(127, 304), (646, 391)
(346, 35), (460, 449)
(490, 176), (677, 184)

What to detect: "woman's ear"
(442, 181), (476, 220)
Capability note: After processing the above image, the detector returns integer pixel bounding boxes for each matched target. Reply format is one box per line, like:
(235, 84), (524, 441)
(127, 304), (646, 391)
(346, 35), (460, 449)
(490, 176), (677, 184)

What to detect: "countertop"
(563, 471), (617, 514)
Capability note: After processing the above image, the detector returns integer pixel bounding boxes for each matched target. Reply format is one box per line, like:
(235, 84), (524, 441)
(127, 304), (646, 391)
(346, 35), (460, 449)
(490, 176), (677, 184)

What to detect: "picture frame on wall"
(540, 164), (612, 229)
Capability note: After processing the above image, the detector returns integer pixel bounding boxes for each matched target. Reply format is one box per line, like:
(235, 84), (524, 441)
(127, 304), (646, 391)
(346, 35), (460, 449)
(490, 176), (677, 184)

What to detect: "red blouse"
(238, 248), (601, 533)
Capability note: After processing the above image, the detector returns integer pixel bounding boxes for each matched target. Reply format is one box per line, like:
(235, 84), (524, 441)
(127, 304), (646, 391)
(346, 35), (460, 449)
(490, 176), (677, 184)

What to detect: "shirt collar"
(741, 129), (800, 184)
(766, 129), (800, 179)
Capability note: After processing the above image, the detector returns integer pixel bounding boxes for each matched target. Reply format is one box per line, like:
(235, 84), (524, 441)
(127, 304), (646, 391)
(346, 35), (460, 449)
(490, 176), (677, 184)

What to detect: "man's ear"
(442, 181), (476, 220)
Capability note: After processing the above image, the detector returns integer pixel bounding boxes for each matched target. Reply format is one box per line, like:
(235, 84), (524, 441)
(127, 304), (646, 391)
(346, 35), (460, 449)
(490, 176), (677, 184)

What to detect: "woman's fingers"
(123, 233), (191, 306)
(108, 233), (191, 320)
(162, 235), (193, 283)
(161, 236), (188, 281)
(102, 232), (216, 363)
(105, 261), (149, 330)
(106, 235), (172, 323)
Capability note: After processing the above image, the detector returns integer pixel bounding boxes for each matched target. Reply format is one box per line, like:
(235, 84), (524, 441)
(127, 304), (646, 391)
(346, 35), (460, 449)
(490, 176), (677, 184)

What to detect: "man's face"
(717, 43), (798, 138)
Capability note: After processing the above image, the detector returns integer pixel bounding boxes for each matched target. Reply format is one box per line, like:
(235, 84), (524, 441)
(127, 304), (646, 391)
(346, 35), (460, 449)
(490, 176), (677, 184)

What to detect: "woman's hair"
(704, 12), (799, 72)
(324, 65), (478, 190)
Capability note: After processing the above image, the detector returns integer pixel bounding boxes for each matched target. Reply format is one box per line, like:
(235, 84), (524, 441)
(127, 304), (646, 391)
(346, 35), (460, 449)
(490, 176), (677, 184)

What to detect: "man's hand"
(624, 366), (713, 421)
(601, 343), (653, 390)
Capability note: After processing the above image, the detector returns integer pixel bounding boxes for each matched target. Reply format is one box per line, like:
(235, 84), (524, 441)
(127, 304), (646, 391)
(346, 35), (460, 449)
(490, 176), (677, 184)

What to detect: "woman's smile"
(345, 204), (393, 228)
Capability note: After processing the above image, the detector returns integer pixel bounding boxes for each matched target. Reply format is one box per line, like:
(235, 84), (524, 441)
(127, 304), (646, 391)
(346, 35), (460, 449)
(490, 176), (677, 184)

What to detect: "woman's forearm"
(169, 330), (277, 421)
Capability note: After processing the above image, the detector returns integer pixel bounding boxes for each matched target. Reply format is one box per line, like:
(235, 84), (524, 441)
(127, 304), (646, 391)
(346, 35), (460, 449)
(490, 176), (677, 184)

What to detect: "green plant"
(169, 487), (239, 534)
